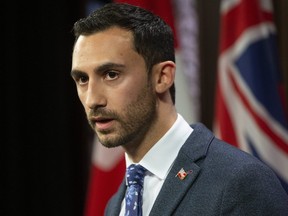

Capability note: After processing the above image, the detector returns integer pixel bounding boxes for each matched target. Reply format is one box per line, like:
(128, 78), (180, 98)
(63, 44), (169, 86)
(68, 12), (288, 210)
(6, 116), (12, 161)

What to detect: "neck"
(124, 103), (178, 163)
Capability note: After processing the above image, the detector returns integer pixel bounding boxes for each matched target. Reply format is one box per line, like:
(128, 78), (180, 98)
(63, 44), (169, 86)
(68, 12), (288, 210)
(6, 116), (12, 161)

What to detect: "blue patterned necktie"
(125, 164), (146, 216)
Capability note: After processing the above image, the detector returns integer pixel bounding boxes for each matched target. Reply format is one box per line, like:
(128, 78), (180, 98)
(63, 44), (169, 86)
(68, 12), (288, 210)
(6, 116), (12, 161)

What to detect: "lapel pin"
(175, 168), (193, 180)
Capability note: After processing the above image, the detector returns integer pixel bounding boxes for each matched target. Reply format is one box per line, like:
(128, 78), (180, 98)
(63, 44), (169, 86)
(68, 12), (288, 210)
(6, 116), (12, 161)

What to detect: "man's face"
(71, 27), (157, 148)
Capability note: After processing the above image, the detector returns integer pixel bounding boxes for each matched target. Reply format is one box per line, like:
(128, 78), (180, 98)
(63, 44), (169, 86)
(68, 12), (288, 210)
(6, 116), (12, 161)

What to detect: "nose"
(85, 80), (106, 110)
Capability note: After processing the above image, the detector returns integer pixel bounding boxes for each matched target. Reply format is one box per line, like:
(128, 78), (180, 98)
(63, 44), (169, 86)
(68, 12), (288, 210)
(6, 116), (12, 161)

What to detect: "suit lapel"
(149, 123), (214, 215)
(107, 179), (126, 216)
(149, 155), (201, 216)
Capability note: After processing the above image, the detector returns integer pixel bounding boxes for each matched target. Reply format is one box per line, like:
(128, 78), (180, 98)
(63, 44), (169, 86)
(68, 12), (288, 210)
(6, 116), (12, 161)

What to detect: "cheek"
(115, 83), (151, 111)
(109, 89), (135, 107)
(118, 82), (145, 103)
(76, 89), (87, 107)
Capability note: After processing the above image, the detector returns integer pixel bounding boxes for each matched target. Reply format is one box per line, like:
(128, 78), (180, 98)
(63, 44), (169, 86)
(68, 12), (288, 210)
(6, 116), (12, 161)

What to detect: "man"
(71, 2), (288, 216)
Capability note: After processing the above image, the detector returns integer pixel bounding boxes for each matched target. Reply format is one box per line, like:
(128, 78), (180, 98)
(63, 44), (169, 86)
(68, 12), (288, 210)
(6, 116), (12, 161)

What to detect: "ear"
(153, 61), (176, 94)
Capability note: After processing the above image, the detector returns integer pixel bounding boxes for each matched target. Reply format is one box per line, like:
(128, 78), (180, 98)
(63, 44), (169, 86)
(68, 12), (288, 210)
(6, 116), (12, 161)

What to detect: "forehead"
(72, 27), (137, 66)
(73, 27), (134, 55)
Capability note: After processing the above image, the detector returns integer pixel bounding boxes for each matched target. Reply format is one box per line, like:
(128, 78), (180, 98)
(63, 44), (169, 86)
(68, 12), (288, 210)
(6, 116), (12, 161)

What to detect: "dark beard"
(89, 83), (157, 148)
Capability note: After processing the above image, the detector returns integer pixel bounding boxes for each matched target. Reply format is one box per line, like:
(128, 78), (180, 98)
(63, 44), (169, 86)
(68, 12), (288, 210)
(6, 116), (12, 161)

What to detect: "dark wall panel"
(2, 1), (93, 216)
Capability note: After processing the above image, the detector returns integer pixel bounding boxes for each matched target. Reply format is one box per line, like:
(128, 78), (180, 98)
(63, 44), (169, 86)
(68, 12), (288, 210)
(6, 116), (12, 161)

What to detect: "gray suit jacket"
(105, 123), (288, 215)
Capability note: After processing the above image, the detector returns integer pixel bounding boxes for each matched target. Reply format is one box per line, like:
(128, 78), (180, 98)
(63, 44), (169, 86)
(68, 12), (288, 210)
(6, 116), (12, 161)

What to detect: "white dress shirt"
(119, 113), (193, 216)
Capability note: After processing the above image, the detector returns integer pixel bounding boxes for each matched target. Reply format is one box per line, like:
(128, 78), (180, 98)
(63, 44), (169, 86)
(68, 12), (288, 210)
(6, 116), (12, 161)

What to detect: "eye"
(105, 71), (119, 81)
(79, 76), (88, 84)
(73, 75), (88, 85)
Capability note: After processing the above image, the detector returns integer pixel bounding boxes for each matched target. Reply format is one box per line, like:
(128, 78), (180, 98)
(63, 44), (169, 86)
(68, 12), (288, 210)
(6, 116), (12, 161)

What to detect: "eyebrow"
(71, 62), (126, 77)
(70, 69), (85, 78)
(96, 62), (126, 73)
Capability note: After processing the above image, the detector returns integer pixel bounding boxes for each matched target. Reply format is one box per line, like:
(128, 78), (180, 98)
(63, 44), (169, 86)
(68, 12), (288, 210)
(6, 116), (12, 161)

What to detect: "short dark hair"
(73, 2), (176, 104)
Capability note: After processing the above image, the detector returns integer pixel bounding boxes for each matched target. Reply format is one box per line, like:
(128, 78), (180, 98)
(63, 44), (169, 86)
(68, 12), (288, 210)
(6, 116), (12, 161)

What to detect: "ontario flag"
(214, 0), (288, 193)
(84, 0), (199, 215)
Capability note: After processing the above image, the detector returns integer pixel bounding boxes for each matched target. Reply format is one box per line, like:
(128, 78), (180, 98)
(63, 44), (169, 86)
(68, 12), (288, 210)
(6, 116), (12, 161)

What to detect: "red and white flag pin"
(175, 168), (192, 180)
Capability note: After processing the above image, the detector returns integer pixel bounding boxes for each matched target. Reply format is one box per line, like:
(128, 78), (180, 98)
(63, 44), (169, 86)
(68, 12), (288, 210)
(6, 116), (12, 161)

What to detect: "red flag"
(84, 138), (125, 216)
(214, 0), (288, 192)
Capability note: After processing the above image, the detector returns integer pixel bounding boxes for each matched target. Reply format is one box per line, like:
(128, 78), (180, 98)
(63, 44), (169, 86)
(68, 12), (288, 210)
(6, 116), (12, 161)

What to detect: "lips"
(92, 116), (114, 130)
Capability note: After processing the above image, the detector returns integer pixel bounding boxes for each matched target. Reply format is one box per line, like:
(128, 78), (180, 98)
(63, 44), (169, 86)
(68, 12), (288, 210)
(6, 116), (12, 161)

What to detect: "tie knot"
(126, 164), (146, 187)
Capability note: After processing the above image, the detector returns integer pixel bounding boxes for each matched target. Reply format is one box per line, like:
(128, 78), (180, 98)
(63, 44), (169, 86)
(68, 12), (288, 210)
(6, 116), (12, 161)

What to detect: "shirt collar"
(125, 113), (193, 180)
